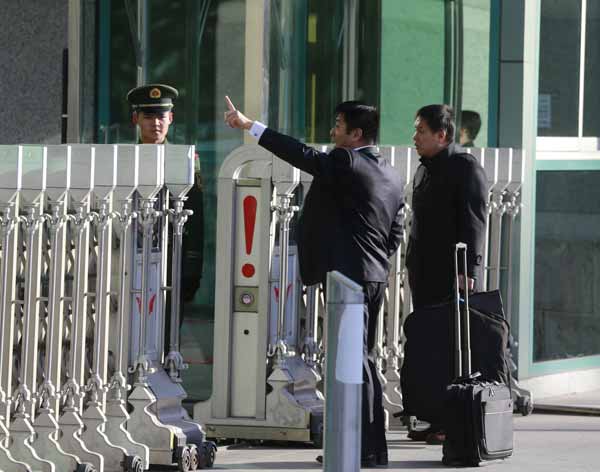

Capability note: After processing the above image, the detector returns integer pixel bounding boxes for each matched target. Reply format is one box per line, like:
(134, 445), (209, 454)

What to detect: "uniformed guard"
(126, 83), (204, 356)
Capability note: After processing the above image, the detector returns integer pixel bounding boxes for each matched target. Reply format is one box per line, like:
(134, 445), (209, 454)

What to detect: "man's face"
(413, 116), (448, 158)
(133, 111), (173, 144)
(330, 113), (358, 148)
(459, 127), (469, 145)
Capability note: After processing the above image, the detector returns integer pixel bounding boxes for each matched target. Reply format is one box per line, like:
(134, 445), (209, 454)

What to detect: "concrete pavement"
(192, 413), (598, 472)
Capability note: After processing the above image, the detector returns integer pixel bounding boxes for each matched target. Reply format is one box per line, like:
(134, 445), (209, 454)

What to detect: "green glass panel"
(101, 0), (246, 400)
(534, 171), (600, 362)
(538, 0), (581, 137)
(305, 0), (345, 142)
(379, 0), (445, 145)
(460, 0), (491, 147)
(583, 1), (600, 137)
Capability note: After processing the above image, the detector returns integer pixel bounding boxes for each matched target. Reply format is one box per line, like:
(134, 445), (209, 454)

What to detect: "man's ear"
(351, 127), (364, 141)
(132, 112), (139, 125)
(437, 129), (448, 144)
(168, 111), (174, 124)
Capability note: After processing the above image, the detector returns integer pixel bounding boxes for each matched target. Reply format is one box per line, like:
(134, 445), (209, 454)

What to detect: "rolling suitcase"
(401, 291), (510, 426)
(442, 243), (514, 466)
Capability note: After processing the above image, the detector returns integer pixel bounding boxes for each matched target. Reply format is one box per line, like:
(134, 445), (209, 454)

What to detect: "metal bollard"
(323, 271), (363, 472)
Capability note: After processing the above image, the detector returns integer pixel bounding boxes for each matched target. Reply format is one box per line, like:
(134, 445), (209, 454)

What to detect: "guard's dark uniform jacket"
(406, 142), (487, 308)
(258, 128), (405, 286)
(137, 139), (204, 303)
(180, 174), (204, 302)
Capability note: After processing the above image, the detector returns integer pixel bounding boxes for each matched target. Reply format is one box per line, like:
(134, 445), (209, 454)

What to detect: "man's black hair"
(334, 101), (379, 143)
(460, 110), (482, 141)
(415, 104), (455, 143)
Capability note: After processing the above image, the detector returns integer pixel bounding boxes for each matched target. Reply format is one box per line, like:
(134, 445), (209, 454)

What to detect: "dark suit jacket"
(259, 128), (405, 285)
(406, 143), (488, 307)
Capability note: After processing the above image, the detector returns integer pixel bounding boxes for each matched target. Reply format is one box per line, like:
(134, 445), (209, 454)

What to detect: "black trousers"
(361, 281), (388, 457)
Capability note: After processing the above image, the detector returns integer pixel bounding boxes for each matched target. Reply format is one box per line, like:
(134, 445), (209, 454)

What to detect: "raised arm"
(223, 96), (351, 180)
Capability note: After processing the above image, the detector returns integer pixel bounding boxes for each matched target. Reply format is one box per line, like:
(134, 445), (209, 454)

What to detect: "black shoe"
(318, 453), (386, 468)
(407, 428), (431, 441)
(361, 454), (378, 468)
(425, 431), (446, 445)
(376, 451), (389, 466)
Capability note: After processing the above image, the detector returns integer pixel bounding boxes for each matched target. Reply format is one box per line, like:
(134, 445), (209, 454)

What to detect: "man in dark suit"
(224, 97), (404, 467)
(406, 104), (488, 443)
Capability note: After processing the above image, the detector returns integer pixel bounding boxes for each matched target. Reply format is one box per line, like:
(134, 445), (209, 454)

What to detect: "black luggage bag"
(442, 243), (513, 466)
(400, 290), (510, 425)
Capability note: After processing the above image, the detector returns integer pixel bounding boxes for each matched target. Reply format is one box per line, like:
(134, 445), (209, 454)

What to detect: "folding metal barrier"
(0, 143), (215, 472)
(196, 144), (527, 442)
(194, 144), (324, 446)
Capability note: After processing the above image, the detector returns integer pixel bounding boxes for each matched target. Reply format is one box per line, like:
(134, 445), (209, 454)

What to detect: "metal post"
(131, 198), (160, 385)
(302, 285), (320, 368)
(104, 198), (150, 470)
(324, 271), (363, 472)
(0, 201), (30, 471)
(271, 193), (299, 365)
(164, 197), (192, 381)
(80, 192), (138, 471)
(0, 202), (19, 427)
(9, 144), (55, 471)
(59, 200), (105, 472)
(32, 199), (86, 472)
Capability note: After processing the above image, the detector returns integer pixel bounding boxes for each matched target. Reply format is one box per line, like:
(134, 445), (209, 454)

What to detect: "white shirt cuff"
(248, 121), (267, 140)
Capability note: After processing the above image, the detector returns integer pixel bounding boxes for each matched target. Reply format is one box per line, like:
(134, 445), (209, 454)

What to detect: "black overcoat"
(406, 143), (488, 307)
(258, 128), (405, 285)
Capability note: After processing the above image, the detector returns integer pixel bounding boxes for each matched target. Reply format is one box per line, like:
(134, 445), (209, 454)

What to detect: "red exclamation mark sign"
(242, 196), (257, 278)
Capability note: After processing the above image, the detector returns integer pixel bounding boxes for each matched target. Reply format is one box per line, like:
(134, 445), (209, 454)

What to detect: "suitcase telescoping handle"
(454, 242), (471, 379)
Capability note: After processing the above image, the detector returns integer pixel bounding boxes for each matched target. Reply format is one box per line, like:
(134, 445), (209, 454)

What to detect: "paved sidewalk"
(195, 413), (599, 472)
(535, 389), (600, 414)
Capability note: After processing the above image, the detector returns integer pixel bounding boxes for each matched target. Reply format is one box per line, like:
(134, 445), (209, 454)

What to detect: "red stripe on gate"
(243, 196), (257, 255)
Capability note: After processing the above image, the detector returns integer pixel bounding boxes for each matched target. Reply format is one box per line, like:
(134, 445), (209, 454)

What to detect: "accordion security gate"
(196, 144), (526, 442)
(0, 144), (214, 472)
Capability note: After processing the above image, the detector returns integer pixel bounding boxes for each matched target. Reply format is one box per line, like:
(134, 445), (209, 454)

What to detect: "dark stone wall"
(0, 1), (68, 144)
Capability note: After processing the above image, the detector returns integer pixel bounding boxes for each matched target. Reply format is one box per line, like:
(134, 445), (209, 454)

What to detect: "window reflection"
(534, 171), (600, 361)
(583, 1), (600, 137)
(538, 0), (581, 137)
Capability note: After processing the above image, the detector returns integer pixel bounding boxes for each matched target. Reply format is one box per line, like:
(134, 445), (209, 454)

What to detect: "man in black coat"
(225, 97), (404, 467)
(406, 104), (488, 442)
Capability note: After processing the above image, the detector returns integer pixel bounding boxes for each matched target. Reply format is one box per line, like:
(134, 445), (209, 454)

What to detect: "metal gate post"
(126, 145), (189, 467)
(0, 145), (33, 471)
(302, 285), (321, 368)
(487, 148), (512, 290)
(380, 147), (413, 425)
(323, 271), (363, 472)
(104, 144), (150, 470)
(9, 145), (57, 471)
(163, 145), (195, 383)
(32, 145), (91, 472)
(81, 145), (143, 471)
(57, 145), (105, 472)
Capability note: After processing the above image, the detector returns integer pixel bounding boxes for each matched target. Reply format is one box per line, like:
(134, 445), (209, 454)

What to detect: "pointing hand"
(224, 96), (254, 130)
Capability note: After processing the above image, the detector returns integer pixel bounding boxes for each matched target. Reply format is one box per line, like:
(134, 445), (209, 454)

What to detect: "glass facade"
(537, 0), (581, 137)
(379, 0), (445, 145)
(461, 0), (491, 147)
(98, 0), (247, 399)
(537, 0), (600, 139)
(87, 0), (498, 396)
(584, 1), (600, 137)
(534, 171), (600, 362)
(534, 0), (600, 368)
(380, 0), (493, 146)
